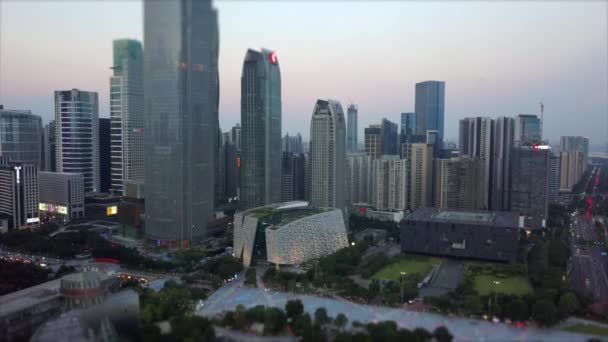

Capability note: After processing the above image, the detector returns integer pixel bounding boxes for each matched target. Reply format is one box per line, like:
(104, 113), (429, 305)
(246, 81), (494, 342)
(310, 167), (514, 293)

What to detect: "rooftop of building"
(0, 278), (62, 317)
(243, 201), (334, 227)
(406, 207), (519, 228)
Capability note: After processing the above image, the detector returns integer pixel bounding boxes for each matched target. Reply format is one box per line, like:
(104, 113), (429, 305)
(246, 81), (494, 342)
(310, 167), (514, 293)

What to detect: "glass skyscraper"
(240, 48), (282, 209)
(346, 104), (358, 153)
(110, 39), (144, 195)
(143, 0), (219, 245)
(0, 106), (42, 167)
(415, 81), (445, 144)
(514, 114), (541, 145)
(54, 89), (99, 193)
(400, 112), (415, 143)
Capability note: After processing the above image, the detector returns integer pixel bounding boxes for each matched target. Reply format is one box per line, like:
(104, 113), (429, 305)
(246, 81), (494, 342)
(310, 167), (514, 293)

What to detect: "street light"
(351, 241), (356, 246)
(400, 271), (407, 304)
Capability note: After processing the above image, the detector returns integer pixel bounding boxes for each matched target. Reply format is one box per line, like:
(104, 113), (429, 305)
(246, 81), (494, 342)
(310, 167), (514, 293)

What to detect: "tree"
(313, 307), (331, 326)
(292, 313), (312, 337)
(245, 268), (257, 287)
(285, 299), (304, 320)
(504, 298), (529, 322)
(464, 295), (482, 314)
(335, 313), (348, 331)
(532, 299), (559, 326)
(433, 326), (453, 342)
(264, 307), (287, 335)
(412, 327), (432, 341)
(558, 292), (581, 317)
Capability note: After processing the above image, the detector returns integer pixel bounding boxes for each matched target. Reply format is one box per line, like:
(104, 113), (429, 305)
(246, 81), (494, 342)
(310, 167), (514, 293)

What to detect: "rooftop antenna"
(540, 101), (544, 141)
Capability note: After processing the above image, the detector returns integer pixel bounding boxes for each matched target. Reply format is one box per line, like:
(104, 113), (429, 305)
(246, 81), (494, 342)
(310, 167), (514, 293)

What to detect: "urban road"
(569, 167), (608, 301)
(197, 271), (602, 341)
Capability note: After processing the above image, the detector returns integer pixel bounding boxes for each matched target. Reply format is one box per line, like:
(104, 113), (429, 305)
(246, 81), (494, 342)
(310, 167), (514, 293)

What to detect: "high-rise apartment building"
(491, 117), (514, 211)
(0, 107), (42, 167)
(560, 136), (589, 166)
(110, 39), (144, 195)
(381, 118), (399, 156)
(224, 140), (239, 199)
(99, 118), (111, 193)
(510, 144), (549, 229)
(0, 159), (39, 230)
(347, 104), (358, 153)
(434, 157), (485, 210)
(240, 48), (282, 209)
(400, 112), (416, 143)
(459, 117), (494, 209)
(371, 156), (407, 211)
(346, 153), (372, 205)
(216, 128), (226, 204)
(231, 123), (242, 150)
(282, 133), (303, 154)
(560, 151), (585, 192)
(54, 89), (99, 193)
(364, 125), (382, 160)
(144, 0), (219, 245)
(42, 121), (56, 172)
(514, 114), (541, 144)
(310, 99), (346, 210)
(280, 152), (306, 202)
(548, 152), (561, 204)
(415, 81), (445, 144)
(410, 143), (434, 210)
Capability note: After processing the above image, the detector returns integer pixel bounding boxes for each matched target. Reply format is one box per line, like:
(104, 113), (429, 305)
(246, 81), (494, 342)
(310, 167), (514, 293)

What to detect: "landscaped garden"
(372, 254), (442, 282)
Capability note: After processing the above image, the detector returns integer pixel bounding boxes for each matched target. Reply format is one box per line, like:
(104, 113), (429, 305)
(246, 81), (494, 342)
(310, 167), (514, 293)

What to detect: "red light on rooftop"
(269, 51), (278, 64)
(533, 144), (539, 150)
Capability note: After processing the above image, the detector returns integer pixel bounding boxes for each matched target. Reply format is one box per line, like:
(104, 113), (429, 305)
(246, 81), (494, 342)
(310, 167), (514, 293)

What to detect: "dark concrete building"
(400, 207), (520, 262)
(510, 144), (549, 229)
(99, 118), (111, 193)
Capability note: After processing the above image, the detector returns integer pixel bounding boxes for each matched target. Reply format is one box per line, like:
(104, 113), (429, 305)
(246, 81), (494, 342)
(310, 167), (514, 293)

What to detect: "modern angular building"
(240, 48), (282, 209)
(0, 159), (39, 230)
(54, 89), (99, 193)
(39, 172), (84, 222)
(110, 39), (144, 195)
(400, 208), (520, 262)
(514, 114), (541, 145)
(309, 99), (346, 211)
(415, 81), (445, 144)
(233, 202), (349, 267)
(280, 152), (306, 202)
(491, 117), (515, 211)
(381, 118), (399, 156)
(400, 112), (416, 144)
(548, 152), (561, 204)
(143, 0), (219, 245)
(347, 104), (358, 153)
(42, 121), (56, 172)
(99, 118), (111, 193)
(510, 144), (549, 229)
(0, 106), (42, 167)
(364, 124), (382, 160)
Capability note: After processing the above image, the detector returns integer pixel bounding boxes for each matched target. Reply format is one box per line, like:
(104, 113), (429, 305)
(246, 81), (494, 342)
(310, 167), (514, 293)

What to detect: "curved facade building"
(0, 107), (42, 166)
(234, 202), (349, 267)
(143, 0), (219, 245)
(240, 48), (282, 209)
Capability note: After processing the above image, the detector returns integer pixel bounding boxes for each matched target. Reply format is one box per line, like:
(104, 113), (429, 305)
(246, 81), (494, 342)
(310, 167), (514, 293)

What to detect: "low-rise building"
(233, 201), (349, 267)
(400, 208), (521, 262)
(39, 171), (84, 223)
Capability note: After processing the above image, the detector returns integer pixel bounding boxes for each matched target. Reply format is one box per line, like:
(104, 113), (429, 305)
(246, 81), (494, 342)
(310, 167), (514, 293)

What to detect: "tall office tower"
(55, 89), (99, 193)
(560, 151), (585, 192)
(99, 118), (111, 193)
(415, 81), (445, 144)
(240, 48), (282, 209)
(346, 153), (372, 205)
(310, 99), (346, 210)
(510, 144), (549, 229)
(282, 133), (303, 154)
(0, 159), (39, 230)
(144, 0), (219, 245)
(347, 104), (358, 153)
(231, 123), (242, 150)
(514, 114), (541, 144)
(381, 118), (399, 156)
(364, 125), (382, 160)
(371, 155), (407, 211)
(39, 171), (85, 221)
(560, 136), (590, 166)
(0, 107), (42, 166)
(548, 152), (560, 204)
(42, 121), (56, 172)
(434, 157), (485, 210)
(304, 151), (312, 201)
(458, 117), (494, 209)
(224, 140), (239, 199)
(215, 128), (226, 204)
(410, 143), (433, 210)
(280, 152), (306, 202)
(110, 39), (144, 195)
(491, 117), (515, 211)
(400, 112), (416, 144)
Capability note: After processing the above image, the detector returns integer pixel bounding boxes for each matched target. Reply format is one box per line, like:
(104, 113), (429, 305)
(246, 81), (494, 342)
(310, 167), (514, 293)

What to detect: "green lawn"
(472, 275), (532, 296)
(564, 324), (608, 336)
(372, 255), (442, 282)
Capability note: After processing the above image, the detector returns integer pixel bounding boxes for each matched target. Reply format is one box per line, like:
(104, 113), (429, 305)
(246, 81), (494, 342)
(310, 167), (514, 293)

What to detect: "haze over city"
(1, 0), (606, 145)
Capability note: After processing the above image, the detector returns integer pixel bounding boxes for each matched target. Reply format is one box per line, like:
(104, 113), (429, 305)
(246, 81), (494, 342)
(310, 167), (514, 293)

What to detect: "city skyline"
(0, 1), (606, 146)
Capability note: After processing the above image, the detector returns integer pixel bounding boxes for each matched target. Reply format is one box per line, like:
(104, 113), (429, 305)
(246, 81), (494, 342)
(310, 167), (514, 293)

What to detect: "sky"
(1, 0), (607, 147)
